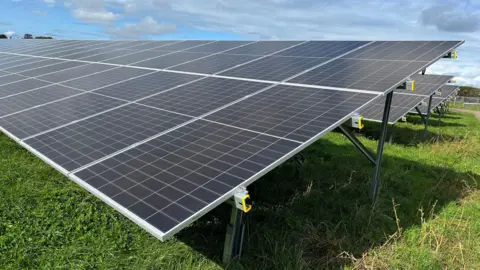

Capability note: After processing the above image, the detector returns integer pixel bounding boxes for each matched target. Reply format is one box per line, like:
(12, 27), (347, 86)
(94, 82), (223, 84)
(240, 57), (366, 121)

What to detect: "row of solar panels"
(0, 40), (461, 93)
(0, 40), (463, 241)
(360, 74), (459, 124)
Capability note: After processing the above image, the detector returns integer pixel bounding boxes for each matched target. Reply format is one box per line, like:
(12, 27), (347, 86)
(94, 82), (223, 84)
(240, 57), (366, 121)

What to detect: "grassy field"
(450, 102), (480, 111)
(1, 111), (479, 269)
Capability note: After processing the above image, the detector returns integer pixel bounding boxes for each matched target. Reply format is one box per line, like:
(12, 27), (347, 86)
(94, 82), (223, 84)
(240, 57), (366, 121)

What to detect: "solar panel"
(218, 56), (331, 81)
(360, 93), (426, 123)
(0, 85), (82, 117)
(19, 61), (88, 77)
(103, 50), (173, 65)
(2, 59), (65, 73)
(79, 50), (140, 62)
(151, 40), (215, 51)
(24, 104), (192, 171)
(410, 85), (459, 115)
(138, 77), (271, 117)
(439, 85), (459, 97)
(272, 41), (369, 57)
(0, 74), (30, 86)
(0, 78), (52, 98)
(184, 41), (254, 54)
(0, 93), (126, 139)
(36, 64), (116, 83)
(287, 58), (427, 92)
(395, 74), (453, 96)
(167, 53), (261, 74)
(0, 39), (463, 244)
(60, 67), (154, 91)
(93, 71), (202, 101)
(72, 119), (301, 238)
(224, 41), (303, 55)
(131, 52), (210, 69)
(123, 41), (181, 51)
(204, 85), (377, 142)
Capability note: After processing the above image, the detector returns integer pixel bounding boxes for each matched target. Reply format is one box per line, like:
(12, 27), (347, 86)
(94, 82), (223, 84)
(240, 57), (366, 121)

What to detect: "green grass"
(1, 111), (479, 269)
(450, 103), (480, 111)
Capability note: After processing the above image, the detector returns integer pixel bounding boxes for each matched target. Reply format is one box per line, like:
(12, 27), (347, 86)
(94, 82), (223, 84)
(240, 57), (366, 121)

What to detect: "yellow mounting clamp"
(443, 50), (457, 59)
(407, 79), (415, 91)
(351, 114), (364, 130)
(234, 188), (252, 213)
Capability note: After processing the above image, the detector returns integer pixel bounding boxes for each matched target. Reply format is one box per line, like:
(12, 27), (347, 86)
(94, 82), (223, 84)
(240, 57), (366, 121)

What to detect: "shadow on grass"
(177, 137), (479, 269)
(360, 122), (461, 147)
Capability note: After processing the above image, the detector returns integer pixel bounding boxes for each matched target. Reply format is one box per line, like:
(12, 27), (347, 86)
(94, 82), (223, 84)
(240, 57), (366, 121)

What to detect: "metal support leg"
(223, 204), (245, 264)
(415, 106), (427, 123)
(423, 95), (433, 137)
(370, 91), (393, 202)
(388, 123), (396, 143)
(338, 125), (376, 165)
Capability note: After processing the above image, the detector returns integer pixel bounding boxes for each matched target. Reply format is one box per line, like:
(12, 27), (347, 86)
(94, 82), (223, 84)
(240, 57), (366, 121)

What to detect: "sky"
(1, 0), (479, 87)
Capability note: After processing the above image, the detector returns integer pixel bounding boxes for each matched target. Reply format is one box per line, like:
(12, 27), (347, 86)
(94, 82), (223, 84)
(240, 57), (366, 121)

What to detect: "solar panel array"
(0, 39), (463, 240)
(360, 74), (456, 123)
(411, 85), (459, 115)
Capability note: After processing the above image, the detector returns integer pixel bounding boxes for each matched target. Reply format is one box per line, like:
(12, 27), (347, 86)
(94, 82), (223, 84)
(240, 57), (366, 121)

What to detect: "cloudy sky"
(1, 0), (479, 86)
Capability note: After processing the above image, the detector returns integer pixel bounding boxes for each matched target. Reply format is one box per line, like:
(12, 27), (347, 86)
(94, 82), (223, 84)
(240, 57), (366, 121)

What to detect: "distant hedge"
(458, 86), (480, 97)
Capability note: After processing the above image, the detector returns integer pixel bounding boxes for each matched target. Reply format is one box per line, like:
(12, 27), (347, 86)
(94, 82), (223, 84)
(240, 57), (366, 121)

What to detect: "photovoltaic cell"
(131, 52), (210, 69)
(0, 78), (52, 98)
(80, 50), (141, 62)
(19, 61), (88, 77)
(36, 64), (116, 83)
(2, 59), (65, 73)
(184, 41), (253, 53)
(0, 93), (126, 139)
(168, 53), (261, 74)
(105, 50), (173, 65)
(439, 85), (459, 97)
(73, 119), (300, 236)
(287, 58), (427, 92)
(395, 74), (453, 96)
(93, 71), (202, 101)
(0, 57), (43, 70)
(410, 74), (453, 85)
(0, 85), (82, 117)
(273, 41), (369, 58)
(138, 77), (271, 117)
(0, 74), (30, 86)
(360, 93), (426, 123)
(24, 103), (192, 171)
(342, 41), (462, 61)
(224, 41), (303, 55)
(218, 56), (331, 81)
(124, 41), (180, 51)
(60, 67), (154, 91)
(205, 85), (377, 142)
(150, 40), (214, 51)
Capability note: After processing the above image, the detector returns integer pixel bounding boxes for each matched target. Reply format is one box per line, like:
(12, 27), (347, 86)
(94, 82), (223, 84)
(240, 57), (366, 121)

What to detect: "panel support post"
(423, 94), (434, 137)
(414, 106), (426, 123)
(370, 91), (393, 202)
(338, 125), (376, 165)
(388, 123), (396, 143)
(222, 201), (246, 264)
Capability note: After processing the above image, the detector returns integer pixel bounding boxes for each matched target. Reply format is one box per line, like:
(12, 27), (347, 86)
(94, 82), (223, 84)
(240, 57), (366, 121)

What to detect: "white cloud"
(32, 10), (48, 16)
(4, 30), (15, 38)
(106, 16), (176, 38)
(44, 0), (56, 6)
(73, 8), (120, 24)
(35, 0), (480, 86)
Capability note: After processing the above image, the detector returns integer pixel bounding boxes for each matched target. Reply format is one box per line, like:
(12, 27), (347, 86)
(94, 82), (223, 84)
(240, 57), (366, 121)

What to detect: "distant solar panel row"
(0, 39), (463, 240)
(359, 74), (456, 123)
(0, 40), (462, 95)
